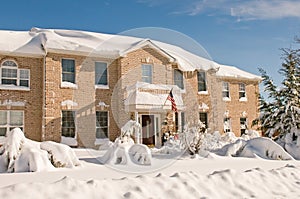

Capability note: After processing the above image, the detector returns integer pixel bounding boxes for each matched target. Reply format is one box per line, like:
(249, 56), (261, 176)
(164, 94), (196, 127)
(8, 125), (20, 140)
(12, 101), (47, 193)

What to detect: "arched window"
(0, 60), (30, 87)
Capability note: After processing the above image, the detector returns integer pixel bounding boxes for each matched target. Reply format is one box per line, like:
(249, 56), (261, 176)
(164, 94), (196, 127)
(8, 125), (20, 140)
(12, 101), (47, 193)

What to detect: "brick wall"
(0, 55), (44, 141)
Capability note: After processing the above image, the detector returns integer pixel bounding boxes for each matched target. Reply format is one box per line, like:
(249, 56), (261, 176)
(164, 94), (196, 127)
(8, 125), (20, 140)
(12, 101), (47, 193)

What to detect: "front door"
(142, 115), (155, 146)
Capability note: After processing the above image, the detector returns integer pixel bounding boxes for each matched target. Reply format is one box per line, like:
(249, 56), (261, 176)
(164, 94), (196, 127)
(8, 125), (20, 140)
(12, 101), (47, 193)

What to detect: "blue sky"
(0, 0), (299, 85)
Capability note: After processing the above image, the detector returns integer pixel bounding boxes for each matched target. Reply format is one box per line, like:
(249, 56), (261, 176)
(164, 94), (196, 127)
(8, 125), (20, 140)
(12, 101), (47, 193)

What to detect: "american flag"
(167, 90), (178, 112)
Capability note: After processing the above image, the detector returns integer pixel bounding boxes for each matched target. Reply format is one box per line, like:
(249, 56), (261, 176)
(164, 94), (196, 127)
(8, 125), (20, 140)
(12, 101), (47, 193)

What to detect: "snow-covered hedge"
(0, 128), (81, 173)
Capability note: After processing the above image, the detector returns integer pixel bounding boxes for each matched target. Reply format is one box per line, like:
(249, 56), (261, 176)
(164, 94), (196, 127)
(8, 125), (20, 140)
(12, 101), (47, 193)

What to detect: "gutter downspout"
(41, 44), (47, 141)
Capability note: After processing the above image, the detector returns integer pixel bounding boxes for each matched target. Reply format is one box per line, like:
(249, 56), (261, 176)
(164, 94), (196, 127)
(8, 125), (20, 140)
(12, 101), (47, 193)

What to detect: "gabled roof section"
(216, 64), (262, 81)
(120, 39), (176, 63)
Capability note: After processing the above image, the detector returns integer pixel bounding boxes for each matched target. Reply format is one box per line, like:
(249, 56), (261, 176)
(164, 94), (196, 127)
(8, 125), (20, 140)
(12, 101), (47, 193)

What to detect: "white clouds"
(230, 0), (300, 21)
(138, 0), (300, 21)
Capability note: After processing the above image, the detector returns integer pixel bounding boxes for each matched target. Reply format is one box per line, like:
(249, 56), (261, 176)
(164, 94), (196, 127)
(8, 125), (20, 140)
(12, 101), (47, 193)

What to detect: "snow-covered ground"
(1, 128), (300, 198)
(1, 148), (300, 198)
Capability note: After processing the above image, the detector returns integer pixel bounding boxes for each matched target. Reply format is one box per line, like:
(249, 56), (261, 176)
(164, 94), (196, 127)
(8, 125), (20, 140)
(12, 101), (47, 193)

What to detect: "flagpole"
(163, 88), (173, 107)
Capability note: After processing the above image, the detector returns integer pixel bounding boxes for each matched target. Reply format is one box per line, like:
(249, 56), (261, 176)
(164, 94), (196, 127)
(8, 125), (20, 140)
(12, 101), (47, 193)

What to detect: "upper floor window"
(222, 82), (230, 98)
(0, 110), (24, 136)
(62, 59), (75, 83)
(142, 64), (152, 83)
(61, 110), (76, 138)
(0, 60), (30, 87)
(239, 83), (246, 99)
(197, 71), (207, 92)
(95, 62), (108, 86)
(174, 69), (184, 89)
(96, 111), (109, 139)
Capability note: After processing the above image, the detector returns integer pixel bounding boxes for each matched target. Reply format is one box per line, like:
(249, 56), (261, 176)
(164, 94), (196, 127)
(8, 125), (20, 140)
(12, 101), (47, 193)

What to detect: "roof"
(216, 64), (262, 81)
(0, 27), (261, 80)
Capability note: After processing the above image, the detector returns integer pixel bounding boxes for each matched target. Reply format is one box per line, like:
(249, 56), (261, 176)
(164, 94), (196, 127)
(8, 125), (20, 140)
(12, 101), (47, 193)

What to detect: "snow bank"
(216, 137), (294, 160)
(1, 165), (300, 199)
(0, 128), (81, 173)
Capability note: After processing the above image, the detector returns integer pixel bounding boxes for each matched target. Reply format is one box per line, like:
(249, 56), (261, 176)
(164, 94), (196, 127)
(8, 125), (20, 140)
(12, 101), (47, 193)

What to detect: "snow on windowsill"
(0, 84), (30, 91)
(95, 85), (109, 90)
(223, 97), (231, 102)
(239, 97), (248, 102)
(61, 136), (78, 147)
(198, 91), (208, 95)
(94, 138), (110, 145)
(61, 82), (78, 89)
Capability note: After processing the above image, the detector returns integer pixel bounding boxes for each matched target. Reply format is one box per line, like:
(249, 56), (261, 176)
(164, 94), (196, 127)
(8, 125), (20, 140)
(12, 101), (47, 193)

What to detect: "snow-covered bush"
(0, 128), (81, 173)
(41, 141), (81, 168)
(99, 120), (151, 165)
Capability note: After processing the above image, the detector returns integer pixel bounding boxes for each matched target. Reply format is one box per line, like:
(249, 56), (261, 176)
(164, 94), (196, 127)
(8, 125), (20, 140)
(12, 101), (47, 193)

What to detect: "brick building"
(0, 28), (261, 148)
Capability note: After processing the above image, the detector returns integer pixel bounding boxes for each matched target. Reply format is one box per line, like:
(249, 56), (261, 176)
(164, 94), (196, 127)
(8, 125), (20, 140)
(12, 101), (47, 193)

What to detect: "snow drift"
(0, 128), (81, 172)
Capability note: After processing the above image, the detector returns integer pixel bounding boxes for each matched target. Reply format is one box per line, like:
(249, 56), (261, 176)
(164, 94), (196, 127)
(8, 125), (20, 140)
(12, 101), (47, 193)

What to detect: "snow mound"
(99, 121), (151, 166)
(41, 141), (81, 168)
(216, 137), (294, 160)
(0, 128), (81, 173)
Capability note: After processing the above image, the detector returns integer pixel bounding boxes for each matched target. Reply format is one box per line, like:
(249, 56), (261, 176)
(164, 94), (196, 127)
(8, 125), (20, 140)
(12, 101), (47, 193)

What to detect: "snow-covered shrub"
(215, 137), (294, 160)
(182, 121), (207, 155)
(40, 141), (81, 168)
(99, 120), (151, 166)
(0, 128), (81, 173)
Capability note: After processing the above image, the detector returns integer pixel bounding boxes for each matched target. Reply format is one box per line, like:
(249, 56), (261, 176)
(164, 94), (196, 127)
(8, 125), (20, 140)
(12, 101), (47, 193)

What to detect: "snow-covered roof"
(216, 64), (262, 81)
(0, 27), (260, 79)
(0, 27), (219, 72)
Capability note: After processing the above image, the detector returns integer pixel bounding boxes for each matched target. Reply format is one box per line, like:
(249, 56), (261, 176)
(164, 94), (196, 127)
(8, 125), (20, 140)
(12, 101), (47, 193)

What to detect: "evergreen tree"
(255, 48), (300, 141)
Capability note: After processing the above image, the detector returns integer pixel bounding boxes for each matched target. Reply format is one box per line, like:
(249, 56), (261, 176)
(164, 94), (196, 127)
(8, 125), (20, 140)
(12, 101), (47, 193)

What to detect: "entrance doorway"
(141, 115), (155, 146)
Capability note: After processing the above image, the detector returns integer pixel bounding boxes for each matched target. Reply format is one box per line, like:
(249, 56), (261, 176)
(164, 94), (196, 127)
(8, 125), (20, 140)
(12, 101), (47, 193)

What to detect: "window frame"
(0, 110), (24, 137)
(96, 111), (109, 139)
(61, 110), (76, 138)
(141, 64), (152, 84)
(197, 71), (207, 92)
(240, 117), (248, 135)
(95, 61), (108, 87)
(174, 69), (184, 90)
(61, 58), (76, 84)
(239, 83), (246, 99)
(223, 117), (231, 133)
(222, 82), (230, 99)
(0, 60), (30, 88)
(199, 112), (208, 128)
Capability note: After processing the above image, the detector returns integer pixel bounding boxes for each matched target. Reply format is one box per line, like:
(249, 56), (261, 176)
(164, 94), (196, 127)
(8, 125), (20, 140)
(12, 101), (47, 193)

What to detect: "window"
(0, 60), (30, 87)
(141, 64), (152, 83)
(62, 59), (75, 83)
(95, 62), (108, 85)
(174, 69), (184, 89)
(223, 117), (231, 133)
(199, 112), (208, 128)
(222, 82), (230, 98)
(96, 111), (108, 139)
(0, 110), (24, 136)
(239, 83), (246, 99)
(240, 117), (247, 135)
(61, 111), (76, 138)
(197, 71), (207, 92)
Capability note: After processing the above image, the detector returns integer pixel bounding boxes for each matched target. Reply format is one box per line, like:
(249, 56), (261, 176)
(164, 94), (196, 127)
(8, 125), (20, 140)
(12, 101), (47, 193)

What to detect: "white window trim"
(223, 117), (231, 132)
(239, 83), (247, 101)
(61, 110), (77, 138)
(0, 110), (24, 136)
(96, 111), (109, 139)
(0, 60), (30, 90)
(61, 58), (77, 87)
(222, 82), (230, 101)
(141, 64), (153, 84)
(95, 61), (109, 89)
(197, 71), (207, 92)
(174, 69), (185, 91)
